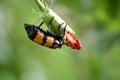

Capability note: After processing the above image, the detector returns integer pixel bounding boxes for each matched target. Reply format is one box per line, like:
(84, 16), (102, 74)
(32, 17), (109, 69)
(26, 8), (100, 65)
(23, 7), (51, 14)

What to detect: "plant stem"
(34, 0), (48, 13)
(34, 0), (74, 36)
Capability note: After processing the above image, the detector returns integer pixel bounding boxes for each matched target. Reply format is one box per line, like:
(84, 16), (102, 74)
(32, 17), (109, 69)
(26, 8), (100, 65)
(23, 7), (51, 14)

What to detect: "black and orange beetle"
(24, 19), (67, 49)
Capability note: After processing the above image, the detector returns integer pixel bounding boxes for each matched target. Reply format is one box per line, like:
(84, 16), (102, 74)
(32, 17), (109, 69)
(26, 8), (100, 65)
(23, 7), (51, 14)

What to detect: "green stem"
(34, 0), (48, 13)
(34, 0), (74, 36)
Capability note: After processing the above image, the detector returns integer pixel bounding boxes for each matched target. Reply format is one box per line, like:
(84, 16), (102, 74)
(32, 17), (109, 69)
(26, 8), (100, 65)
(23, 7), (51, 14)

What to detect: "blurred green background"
(0, 0), (120, 80)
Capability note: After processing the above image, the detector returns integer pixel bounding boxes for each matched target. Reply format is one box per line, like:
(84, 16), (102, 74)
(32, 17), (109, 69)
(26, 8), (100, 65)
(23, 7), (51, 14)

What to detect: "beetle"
(24, 17), (67, 49)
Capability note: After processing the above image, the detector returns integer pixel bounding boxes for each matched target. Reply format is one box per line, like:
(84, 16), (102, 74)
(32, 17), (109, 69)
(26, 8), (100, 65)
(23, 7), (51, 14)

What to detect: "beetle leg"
(62, 23), (67, 38)
(48, 17), (54, 32)
(39, 21), (44, 28)
(58, 23), (67, 38)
